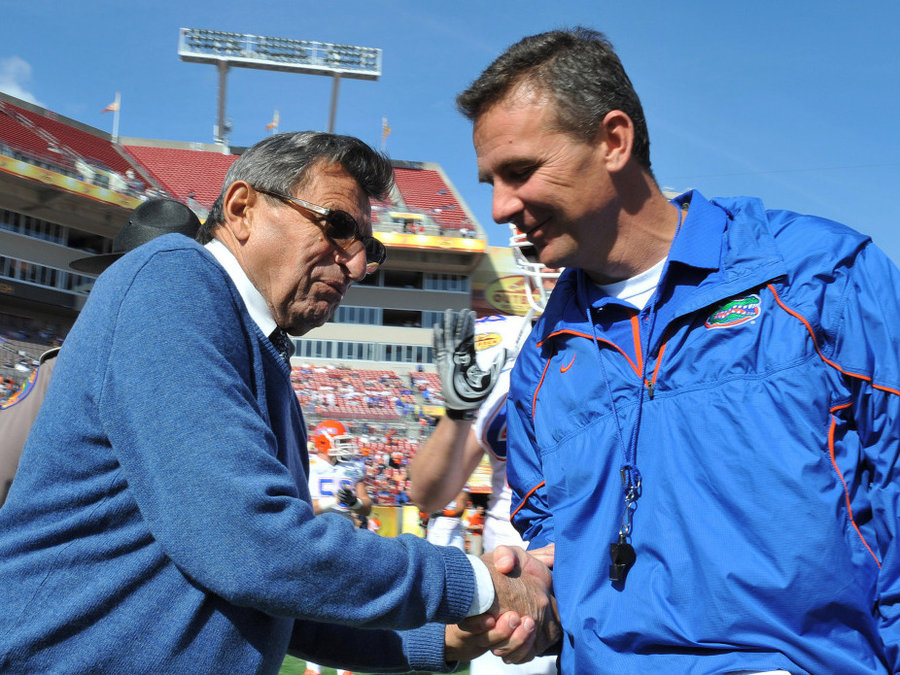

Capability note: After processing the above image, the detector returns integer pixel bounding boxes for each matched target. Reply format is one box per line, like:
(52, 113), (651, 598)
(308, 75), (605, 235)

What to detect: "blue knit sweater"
(0, 235), (473, 673)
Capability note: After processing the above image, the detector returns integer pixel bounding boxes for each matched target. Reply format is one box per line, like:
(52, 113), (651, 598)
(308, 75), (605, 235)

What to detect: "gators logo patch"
(705, 294), (761, 329)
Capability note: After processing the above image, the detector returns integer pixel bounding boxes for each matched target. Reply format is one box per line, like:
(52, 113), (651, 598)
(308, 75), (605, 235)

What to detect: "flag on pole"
(266, 109), (280, 132)
(102, 95), (120, 113)
(381, 117), (391, 151)
(102, 92), (122, 142)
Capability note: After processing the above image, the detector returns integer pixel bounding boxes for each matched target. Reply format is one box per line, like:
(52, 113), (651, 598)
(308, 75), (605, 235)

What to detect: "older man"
(460, 27), (900, 674)
(0, 132), (557, 673)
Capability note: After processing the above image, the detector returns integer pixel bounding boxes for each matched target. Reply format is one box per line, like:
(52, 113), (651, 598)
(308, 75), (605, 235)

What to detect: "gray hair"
(457, 27), (652, 173)
(199, 131), (394, 243)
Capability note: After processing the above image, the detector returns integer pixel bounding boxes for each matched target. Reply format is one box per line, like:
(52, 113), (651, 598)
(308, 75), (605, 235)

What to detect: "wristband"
(349, 498), (364, 512)
(446, 407), (477, 421)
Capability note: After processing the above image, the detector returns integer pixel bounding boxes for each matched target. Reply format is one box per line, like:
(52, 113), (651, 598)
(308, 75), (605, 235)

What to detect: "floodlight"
(179, 28), (382, 145)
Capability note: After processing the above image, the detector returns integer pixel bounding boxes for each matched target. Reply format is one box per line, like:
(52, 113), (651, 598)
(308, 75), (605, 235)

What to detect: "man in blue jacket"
(0, 131), (559, 673)
(458, 27), (900, 673)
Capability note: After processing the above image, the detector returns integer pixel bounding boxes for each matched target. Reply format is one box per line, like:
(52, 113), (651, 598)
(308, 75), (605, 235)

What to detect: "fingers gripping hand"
(433, 309), (506, 416)
(482, 547), (562, 657)
(444, 611), (535, 664)
(494, 543), (555, 571)
(491, 613), (539, 665)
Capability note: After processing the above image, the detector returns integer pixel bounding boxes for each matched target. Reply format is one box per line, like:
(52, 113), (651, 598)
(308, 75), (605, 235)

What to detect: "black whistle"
(609, 536), (636, 583)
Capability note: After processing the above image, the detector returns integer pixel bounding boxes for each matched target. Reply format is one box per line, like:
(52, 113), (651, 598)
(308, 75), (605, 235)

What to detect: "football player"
(305, 420), (372, 675)
(307, 419), (372, 522)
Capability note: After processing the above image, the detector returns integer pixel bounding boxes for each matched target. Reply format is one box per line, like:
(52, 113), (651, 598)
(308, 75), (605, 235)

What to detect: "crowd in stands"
(292, 364), (424, 421)
(358, 428), (417, 506)
(0, 321), (65, 401)
(294, 364), (450, 505)
(409, 368), (444, 406)
(370, 202), (479, 240)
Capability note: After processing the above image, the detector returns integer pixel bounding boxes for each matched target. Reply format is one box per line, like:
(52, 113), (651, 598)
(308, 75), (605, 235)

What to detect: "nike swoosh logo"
(560, 355), (576, 373)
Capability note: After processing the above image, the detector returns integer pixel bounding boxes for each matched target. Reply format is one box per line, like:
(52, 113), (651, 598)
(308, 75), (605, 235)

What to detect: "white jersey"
(308, 455), (364, 519)
(470, 317), (558, 675)
(426, 498), (465, 551)
(471, 314), (532, 551)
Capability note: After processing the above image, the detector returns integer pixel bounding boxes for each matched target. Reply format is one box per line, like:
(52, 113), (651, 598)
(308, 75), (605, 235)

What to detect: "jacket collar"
(536, 190), (787, 345)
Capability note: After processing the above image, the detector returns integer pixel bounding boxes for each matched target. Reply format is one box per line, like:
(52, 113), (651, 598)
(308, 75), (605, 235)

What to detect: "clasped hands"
(445, 544), (560, 665)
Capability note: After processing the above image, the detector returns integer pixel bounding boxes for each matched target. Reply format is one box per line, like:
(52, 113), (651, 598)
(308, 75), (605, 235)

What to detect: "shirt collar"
(205, 238), (278, 338)
(666, 190), (726, 271)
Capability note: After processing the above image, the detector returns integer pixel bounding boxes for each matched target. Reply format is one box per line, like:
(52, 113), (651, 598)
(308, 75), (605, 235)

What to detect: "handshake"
(444, 544), (560, 666)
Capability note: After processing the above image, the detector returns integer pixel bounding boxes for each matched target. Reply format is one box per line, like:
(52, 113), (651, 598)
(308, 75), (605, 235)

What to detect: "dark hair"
(457, 27), (652, 173)
(198, 131), (394, 243)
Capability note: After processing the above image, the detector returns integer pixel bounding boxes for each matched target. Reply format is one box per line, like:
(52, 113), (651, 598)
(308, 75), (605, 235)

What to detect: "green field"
(279, 654), (470, 675)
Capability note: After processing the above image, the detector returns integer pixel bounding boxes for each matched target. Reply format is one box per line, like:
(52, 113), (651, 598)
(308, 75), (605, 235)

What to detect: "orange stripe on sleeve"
(532, 356), (552, 420)
(770, 283), (892, 568)
(828, 406), (881, 568)
(630, 315), (644, 374)
(768, 283), (900, 396)
(510, 481), (546, 521)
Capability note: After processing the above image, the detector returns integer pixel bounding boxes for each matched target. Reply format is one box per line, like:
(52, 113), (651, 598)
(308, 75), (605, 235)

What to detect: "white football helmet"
(509, 224), (562, 314)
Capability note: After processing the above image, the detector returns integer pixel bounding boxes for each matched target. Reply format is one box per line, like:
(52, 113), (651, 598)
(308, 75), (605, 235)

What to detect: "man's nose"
(342, 245), (368, 283)
(491, 181), (523, 224)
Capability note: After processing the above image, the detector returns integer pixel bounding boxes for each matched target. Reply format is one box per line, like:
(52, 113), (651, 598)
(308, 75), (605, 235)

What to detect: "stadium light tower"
(178, 27), (382, 147)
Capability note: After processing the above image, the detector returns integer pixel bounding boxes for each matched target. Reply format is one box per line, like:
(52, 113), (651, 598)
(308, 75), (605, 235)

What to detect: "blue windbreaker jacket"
(507, 191), (900, 674)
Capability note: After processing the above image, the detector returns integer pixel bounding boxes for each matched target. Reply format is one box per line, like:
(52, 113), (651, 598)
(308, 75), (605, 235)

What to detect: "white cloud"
(0, 56), (43, 106)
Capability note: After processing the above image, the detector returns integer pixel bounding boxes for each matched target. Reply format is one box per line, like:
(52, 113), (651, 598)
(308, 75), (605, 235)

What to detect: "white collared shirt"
(205, 238), (276, 338)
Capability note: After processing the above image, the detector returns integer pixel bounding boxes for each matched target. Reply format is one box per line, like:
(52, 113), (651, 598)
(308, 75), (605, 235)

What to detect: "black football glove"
(337, 487), (361, 510)
(433, 309), (506, 420)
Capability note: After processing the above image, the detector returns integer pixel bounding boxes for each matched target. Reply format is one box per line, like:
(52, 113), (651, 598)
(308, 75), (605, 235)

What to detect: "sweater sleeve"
(288, 620), (455, 673)
(97, 248), (473, 628)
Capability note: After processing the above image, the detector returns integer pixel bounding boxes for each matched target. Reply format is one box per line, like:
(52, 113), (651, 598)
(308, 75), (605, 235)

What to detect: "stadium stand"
(392, 166), (474, 234)
(0, 104), (73, 173)
(292, 366), (417, 421)
(290, 363), (443, 505)
(4, 102), (133, 175)
(122, 144), (239, 214)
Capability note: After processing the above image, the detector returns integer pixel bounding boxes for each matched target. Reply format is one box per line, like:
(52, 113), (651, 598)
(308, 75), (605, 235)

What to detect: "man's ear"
(222, 181), (256, 243)
(597, 110), (634, 174)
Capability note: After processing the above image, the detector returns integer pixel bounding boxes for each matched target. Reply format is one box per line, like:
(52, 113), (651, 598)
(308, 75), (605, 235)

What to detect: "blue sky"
(2, 1), (899, 263)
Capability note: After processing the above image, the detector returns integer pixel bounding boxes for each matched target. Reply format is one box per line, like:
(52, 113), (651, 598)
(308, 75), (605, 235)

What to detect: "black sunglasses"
(254, 187), (386, 276)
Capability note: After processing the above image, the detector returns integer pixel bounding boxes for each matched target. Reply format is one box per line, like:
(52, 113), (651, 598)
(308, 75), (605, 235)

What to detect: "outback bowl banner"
(471, 245), (552, 317)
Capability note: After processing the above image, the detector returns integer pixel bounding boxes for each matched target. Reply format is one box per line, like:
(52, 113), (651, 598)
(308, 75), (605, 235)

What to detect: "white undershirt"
(598, 256), (667, 310)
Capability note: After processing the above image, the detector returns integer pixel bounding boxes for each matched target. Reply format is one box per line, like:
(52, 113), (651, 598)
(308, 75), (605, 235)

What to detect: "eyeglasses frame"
(253, 186), (386, 276)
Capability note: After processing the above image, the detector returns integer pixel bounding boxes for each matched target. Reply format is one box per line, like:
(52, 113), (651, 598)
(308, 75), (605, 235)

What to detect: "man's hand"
(481, 546), (561, 659)
(444, 611), (536, 664)
(496, 543), (555, 571)
(337, 487), (361, 510)
(433, 309), (506, 419)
